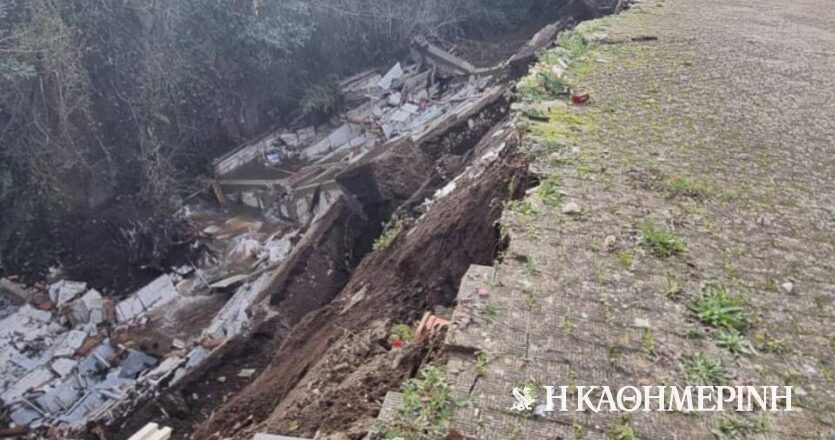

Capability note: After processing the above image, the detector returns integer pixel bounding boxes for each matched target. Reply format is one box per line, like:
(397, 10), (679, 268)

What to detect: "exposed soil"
(104, 316), (290, 439)
(185, 118), (528, 439)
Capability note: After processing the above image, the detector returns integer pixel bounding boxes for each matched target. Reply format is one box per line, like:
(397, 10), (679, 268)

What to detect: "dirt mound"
(191, 120), (527, 439)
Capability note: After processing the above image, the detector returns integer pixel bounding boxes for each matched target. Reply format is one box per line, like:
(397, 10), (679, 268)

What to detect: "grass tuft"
(640, 220), (686, 257)
(690, 285), (750, 331)
(682, 352), (728, 386)
(714, 329), (756, 355)
(377, 366), (457, 440)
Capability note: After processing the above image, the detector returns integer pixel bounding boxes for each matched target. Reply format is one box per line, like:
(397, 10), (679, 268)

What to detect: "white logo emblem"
(510, 385), (536, 412)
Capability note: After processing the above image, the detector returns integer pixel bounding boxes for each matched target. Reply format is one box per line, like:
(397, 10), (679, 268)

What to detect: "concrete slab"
(377, 62), (403, 90)
(1, 367), (54, 403)
(48, 281), (87, 307)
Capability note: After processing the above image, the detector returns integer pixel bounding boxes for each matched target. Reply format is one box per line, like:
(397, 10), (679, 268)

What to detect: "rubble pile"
(212, 38), (507, 226)
(0, 277), (174, 434)
(0, 217), (299, 436)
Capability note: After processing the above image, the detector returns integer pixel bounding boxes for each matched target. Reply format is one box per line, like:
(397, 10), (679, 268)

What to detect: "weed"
(374, 216), (406, 251)
(524, 255), (540, 276)
(562, 318), (575, 336)
(482, 301), (499, 319)
(515, 200), (539, 216)
(712, 415), (771, 440)
(559, 28), (591, 58)
(665, 273), (683, 298)
(573, 424), (584, 440)
(714, 329), (756, 355)
(378, 365), (456, 440)
(641, 329), (657, 356)
(690, 285), (750, 331)
(639, 221), (686, 257)
(682, 352), (728, 386)
(615, 250), (635, 268)
(475, 351), (489, 377)
(661, 174), (711, 198)
(523, 286), (537, 310)
(608, 416), (635, 440)
(607, 345), (622, 361)
(389, 323), (415, 344)
(754, 332), (788, 354)
(538, 173), (564, 207)
(762, 279), (778, 293)
(507, 175), (520, 197)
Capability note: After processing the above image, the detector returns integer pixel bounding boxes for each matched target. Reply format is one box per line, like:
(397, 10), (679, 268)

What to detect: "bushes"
(0, 0), (571, 278)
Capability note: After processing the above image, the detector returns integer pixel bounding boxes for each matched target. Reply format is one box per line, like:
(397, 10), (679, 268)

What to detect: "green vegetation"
(482, 301), (499, 319)
(0, 0), (574, 277)
(714, 330), (756, 355)
(665, 273), (683, 298)
(378, 366), (457, 440)
(374, 216), (406, 251)
(690, 285), (750, 331)
(661, 174), (712, 198)
(608, 416), (635, 440)
(712, 415), (771, 440)
(475, 351), (489, 377)
(524, 255), (540, 276)
(389, 323), (415, 344)
(573, 424), (584, 440)
(754, 332), (788, 354)
(538, 173), (564, 207)
(682, 352), (728, 386)
(641, 329), (657, 356)
(615, 250), (635, 268)
(639, 221), (686, 257)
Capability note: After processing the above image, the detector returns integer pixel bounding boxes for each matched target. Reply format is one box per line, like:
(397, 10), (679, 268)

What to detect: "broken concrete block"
(237, 368), (256, 378)
(203, 274), (271, 340)
(377, 62), (403, 90)
(9, 404), (42, 426)
(389, 109), (411, 123)
(70, 289), (103, 326)
(388, 92), (402, 106)
(119, 350), (158, 379)
(35, 375), (85, 413)
(48, 281), (87, 307)
(401, 103), (420, 114)
(51, 358), (78, 378)
(115, 296), (144, 323)
(1, 367), (54, 403)
(50, 330), (87, 357)
(128, 422), (173, 440)
(240, 191), (261, 209)
(135, 275), (178, 311)
(77, 342), (116, 377)
(18, 304), (52, 323)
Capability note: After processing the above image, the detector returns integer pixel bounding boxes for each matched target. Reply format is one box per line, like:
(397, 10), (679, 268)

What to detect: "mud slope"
(193, 120), (527, 439)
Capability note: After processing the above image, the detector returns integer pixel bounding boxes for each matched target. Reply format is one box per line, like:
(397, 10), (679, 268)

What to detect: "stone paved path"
(444, 0), (835, 438)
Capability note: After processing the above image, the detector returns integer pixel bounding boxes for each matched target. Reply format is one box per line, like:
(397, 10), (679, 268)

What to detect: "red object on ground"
(571, 93), (591, 105)
(391, 339), (403, 349)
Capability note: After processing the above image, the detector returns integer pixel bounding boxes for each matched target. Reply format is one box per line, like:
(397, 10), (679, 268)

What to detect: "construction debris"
(210, 38), (509, 231)
(127, 422), (173, 440)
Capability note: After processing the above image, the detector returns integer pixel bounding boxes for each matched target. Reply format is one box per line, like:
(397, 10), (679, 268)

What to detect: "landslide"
(193, 120), (527, 440)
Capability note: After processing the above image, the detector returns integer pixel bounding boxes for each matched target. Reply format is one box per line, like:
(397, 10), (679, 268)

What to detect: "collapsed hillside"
(0, 0), (626, 438)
